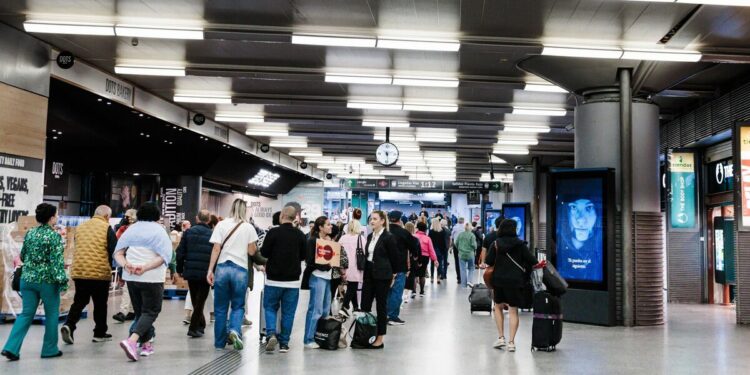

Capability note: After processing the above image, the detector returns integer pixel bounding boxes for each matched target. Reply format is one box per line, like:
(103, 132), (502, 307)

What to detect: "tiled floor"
(1, 274), (747, 374)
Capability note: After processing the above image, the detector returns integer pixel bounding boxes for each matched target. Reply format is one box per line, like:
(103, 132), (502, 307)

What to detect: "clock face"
(376, 142), (399, 166)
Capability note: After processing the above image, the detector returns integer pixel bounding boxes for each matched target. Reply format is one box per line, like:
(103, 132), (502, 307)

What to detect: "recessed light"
(145, 134), (150, 138)
(97, 98), (102, 102)
(139, 113), (144, 117)
(106, 101), (111, 105)
(52, 136), (58, 139)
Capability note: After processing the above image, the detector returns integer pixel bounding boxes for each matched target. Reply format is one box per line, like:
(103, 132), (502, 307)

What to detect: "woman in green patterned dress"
(2, 203), (68, 361)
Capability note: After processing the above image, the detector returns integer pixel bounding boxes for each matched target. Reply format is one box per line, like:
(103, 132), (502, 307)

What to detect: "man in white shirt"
(206, 199), (258, 351)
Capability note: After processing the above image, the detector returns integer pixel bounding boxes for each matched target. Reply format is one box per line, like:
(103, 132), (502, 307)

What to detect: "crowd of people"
(1, 201), (540, 361)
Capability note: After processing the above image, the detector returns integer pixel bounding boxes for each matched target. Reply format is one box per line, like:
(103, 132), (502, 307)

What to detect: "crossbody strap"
(506, 252), (526, 273)
(216, 222), (243, 264)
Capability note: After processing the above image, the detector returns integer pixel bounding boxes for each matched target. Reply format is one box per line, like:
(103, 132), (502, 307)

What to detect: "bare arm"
(206, 243), (221, 286)
(247, 242), (257, 257)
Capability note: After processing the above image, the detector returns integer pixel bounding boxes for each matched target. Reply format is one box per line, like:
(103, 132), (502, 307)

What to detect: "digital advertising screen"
(502, 204), (528, 241)
(485, 209), (502, 234)
(554, 176), (605, 284)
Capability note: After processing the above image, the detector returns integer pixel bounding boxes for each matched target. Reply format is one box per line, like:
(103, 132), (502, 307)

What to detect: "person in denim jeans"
(261, 206), (307, 353)
(206, 199), (258, 351)
(386, 210), (419, 325)
(303, 216), (334, 348)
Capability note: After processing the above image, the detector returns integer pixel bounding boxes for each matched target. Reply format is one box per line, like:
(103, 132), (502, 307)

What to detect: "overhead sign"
(346, 179), (502, 192)
(669, 151), (697, 230)
(0, 153), (44, 224)
(52, 57), (134, 107)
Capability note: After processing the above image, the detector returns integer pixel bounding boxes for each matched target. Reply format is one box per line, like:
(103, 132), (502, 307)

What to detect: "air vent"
(659, 6), (700, 45)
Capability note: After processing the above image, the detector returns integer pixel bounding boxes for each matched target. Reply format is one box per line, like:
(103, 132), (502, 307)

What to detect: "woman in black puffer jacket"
(484, 219), (539, 353)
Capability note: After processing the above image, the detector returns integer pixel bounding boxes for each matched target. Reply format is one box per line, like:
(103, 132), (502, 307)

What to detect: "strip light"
(292, 34), (376, 48)
(362, 120), (410, 128)
(542, 46), (623, 59)
(115, 25), (204, 40)
(174, 95), (232, 104)
(377, 37), (460, 52)
(115, 65), (186, 76)
(269, 137), (307, 148)
(492, 147), (530, 155)
(543, 44), (703, 62)
(214, 114), (265, 123)
(512, 107), (567, 116)
(348, 100), (459, 112)
(23, 21), (115, 36)
(621, 49), (702, 62)
(289, 149), (322, 157)
(347, 101), (403, 110)
(392, 76), (460, 88)
(497, 139), (539, 146)
(524, 83), (567, 93)
(325, 73), (392, 85)
(246, 127), (288, 137)
(403, 102), (459, 113)
(503, 125), (551, 133)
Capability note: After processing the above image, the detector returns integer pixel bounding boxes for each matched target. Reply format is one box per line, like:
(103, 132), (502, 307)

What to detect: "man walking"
(175, 210), (214, 338)
(61, 205), (116, 344)
(261, 206), (307, 353)
(387, 211), (419, 326)
(450, 217), (466, 284)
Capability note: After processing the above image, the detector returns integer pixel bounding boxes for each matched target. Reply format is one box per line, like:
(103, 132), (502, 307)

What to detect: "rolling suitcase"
(531, 291), (563, 352)
(468, 283), (493, 313)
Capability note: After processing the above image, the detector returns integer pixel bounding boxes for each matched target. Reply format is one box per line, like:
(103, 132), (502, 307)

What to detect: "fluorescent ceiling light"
(292, 34), (376, 48)
(326, 73), (392, 85)
(348, 101), (403, 110)
(246, 127), (288, 137)
(512, 107), (567, 116)
(676, 0), (750, 6)
(492, 147), (530, 155)
(490, 156), (507, 164)
(392, 76), (459, 88)
(497, 139), (539, 146)
(542, 46), (623, 59)
(374, 131), (416, 142)
(621, 49), (702, 62)
(289, 149), (322, 157)
(403, 102), (459, 112)
(524, 83), (568, 93)
(269, 138), (307, 148)
(24, 21), (114, 36)
(248, 169), (280, 188)
(416, 136), (456, 143)
(115, 65), (185, 77)
(115, 25), (203, 40)
(174, 95), (232, 104)
(376, 37), (460, 52)
(214, 113), (265, 123)
(362, 120), (410, 128)
(305, 158), (335, 164)
(503, 125), (551, 133)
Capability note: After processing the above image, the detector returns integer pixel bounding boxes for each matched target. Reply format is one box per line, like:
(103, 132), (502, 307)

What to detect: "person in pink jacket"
(338, 219), (365, 312)
(413, 221), (439, 296)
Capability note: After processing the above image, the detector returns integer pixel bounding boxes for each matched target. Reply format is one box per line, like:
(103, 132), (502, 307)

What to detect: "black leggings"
(361, 263), (390, 336)
(342, 281), (359, 311)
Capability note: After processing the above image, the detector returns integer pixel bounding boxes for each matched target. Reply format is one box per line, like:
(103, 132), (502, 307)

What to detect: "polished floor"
(1, 272), (748, 374)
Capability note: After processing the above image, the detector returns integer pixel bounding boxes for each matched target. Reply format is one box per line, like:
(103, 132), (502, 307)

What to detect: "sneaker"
(119, 340), (139, 361)
(265, 335), (278, 353)
(279, 344), (290, 353)
(228, 331), (244, 351)
(493, 336), (507, 349)
(388, 318), (406, 326)
(467, 282), (474, 288)
(124, 312), (136, 321)
(92, 333), (113, 342)
(182, 319), (190, 325)
(210, 313), (215, 323)
(304, 342), (320, 349)
(410, 293), (416, 299)
(187, 330), (203, 338)
(139, 342), (155, 357)
(508, 342), (516, 352)
(242, 318), (253, 326)
(61, 325), (74, 345)
(419, 292), (425, 297)
(112, 312), (126, 323)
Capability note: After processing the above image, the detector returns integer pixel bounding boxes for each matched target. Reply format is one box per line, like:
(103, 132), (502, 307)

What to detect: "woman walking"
(485, 219), (539, 352)
(2, 203), (67, 361)
(360, 211), (399, 349)
(428, 218), (448, 283)
(114, 202), (174, 361)
(413, 222), (438, 296)
(303, 216), (334, 348)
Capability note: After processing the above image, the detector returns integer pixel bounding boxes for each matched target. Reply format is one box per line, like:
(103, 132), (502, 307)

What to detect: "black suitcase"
(531, 291), (563, 352)
(468, 283), (493, 313)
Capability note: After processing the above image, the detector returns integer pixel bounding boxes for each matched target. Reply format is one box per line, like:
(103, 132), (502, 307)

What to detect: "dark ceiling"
(4, 0), (750, 180)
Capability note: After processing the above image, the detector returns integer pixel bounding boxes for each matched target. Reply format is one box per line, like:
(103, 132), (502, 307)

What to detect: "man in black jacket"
(386, 211), (419, 325)
(175, 210), (214, 338)
(260, 206), (307, 353)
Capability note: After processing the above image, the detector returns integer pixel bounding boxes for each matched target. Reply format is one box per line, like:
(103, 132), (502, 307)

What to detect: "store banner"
(669, 151), (697, 229)
(740, 126), (750, 228)
(236, 194), (281, 230)
(0, 153), (44, 224)
(159, 176), (201, 230)
(44, 159), (68, 196)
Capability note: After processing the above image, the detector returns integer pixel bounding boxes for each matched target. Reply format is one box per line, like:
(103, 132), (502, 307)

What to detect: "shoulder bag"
(355, 234), (366, 271)
(11, 266), (23, 292)
(482, 241), (497, 286)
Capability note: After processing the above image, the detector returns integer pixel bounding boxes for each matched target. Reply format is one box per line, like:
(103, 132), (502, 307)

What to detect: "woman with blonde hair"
(338, 219), (365, 312)
(428, 217), (448, 284)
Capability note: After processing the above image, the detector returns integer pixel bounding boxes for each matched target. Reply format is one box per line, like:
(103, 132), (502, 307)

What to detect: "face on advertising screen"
(556, 177), (604, 284)
(503, 206), (526, 240)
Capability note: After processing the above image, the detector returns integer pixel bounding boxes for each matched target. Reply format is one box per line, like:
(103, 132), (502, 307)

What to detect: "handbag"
(482, 241), (498, 286)
(11, 266), (23, 292)
(349, 312), (378, 349)
(355, 234), (366, 271)
(314, 317), (342, 350)
(542, 262), (568, 296)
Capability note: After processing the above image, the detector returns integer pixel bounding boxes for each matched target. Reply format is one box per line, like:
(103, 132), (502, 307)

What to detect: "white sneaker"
(304, 342), (320, 349)
(508, 342), (516, 352)
(493, 337), (507, 349)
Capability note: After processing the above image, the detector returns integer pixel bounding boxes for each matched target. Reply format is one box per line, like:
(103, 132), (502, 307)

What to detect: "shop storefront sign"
(0, 152), (44, 224)
(669, 151), (697, 229)
(52, 57), (134, 107)
(707, 158), (734, 194)
(739, 125), (750, 229)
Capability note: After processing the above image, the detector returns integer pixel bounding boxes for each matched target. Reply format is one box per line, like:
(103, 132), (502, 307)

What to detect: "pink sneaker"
(139, 342), (154, 357)
(119, 339), (139, 361)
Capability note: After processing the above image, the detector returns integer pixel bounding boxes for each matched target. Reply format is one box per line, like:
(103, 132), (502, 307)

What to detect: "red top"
(414, 231), (438, 263)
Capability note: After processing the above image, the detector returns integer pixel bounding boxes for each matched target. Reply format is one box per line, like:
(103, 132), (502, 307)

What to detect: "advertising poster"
(110, 176), (137, 217)
(159, 176), (201, 230)
(0, 153), (44, 224)
(669, 152), (697, 229)
(484, 209), (502, 235)
(555, 177), (605, 283)
(237, 194), (281, 230)
(315, 238), (341, 267)
(503, 205), (527, 241)
(282, 184), (324, 226)
(740, 126), (750, 228)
